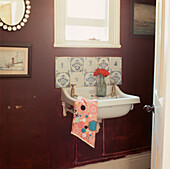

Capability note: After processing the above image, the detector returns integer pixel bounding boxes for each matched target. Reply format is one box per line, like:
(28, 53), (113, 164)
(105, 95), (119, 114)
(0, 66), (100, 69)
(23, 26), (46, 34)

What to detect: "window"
(54, 0), (121, 48)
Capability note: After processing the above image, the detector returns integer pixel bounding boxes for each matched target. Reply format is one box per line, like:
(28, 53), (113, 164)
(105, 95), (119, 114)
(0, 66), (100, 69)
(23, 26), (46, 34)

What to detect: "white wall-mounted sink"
(61, 85), (140, 122)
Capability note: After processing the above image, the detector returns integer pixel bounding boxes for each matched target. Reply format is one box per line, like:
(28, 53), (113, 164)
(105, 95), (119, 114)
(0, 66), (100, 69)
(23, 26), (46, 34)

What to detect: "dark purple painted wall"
(0, 0), (154, 168)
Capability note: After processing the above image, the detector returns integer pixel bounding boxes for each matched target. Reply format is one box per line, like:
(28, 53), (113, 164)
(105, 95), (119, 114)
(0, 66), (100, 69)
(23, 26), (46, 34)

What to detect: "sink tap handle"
(111, 83), (117, 98)
(71, 84), (76, 87)
(70, 84), (76, 97)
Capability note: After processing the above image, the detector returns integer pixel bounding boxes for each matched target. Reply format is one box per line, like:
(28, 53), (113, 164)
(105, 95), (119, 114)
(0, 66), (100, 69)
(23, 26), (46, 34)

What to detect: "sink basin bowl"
(61, 85), (140, 122)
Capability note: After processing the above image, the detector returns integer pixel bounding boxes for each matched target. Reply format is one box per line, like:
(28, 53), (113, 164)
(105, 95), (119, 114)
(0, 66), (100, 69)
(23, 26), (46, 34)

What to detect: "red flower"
(93, 68), (110, 77)
(93, 68), (100, 76)
(100, 68), (110, 77)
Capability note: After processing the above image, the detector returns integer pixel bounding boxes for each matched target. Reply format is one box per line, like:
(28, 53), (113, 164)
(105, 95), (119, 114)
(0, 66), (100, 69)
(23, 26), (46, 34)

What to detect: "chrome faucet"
(111, 83), (117, 98)
(71, 84), (78, 98)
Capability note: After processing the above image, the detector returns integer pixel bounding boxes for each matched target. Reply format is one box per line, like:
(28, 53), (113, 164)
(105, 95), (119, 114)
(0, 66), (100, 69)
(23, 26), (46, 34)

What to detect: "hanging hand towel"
(71, 97), (98, 148)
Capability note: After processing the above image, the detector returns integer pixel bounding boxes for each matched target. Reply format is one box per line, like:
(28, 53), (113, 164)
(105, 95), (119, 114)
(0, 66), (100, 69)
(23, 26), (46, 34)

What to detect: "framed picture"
(130, 0), (156, 38)
(0, 43), (32, 78)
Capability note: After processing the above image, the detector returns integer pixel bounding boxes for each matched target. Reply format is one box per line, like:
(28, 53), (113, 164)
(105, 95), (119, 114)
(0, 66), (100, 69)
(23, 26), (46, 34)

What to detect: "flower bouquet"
(93, 68), (110, 97)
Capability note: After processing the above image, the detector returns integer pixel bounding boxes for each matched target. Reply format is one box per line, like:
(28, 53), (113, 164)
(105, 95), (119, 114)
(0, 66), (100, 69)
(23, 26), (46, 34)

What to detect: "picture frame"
(130, 0), (156, 38)
(0, 43), (32, 78)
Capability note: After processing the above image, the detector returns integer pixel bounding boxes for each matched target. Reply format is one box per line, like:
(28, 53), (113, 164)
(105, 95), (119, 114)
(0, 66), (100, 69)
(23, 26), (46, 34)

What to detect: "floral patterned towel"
(71, 97), (98, 148)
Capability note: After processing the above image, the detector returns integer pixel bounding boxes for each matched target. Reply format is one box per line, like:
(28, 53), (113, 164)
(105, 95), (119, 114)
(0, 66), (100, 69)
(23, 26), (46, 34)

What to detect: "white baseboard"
(73, 151), (151, 169)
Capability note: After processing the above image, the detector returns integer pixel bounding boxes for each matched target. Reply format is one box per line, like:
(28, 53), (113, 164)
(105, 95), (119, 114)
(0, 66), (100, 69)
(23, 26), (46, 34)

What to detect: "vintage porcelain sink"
(61, 85), (140, 122)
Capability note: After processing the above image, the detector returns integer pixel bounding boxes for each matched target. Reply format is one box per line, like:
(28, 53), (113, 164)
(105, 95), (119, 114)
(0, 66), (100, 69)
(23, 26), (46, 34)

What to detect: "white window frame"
(54, 0), (121, 48)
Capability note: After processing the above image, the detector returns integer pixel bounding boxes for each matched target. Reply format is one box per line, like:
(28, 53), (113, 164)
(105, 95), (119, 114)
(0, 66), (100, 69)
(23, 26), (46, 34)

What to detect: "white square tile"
(84, 72), (97, 86)
(110, 71), (122, 85)
(71, 57), (84, 72)
(97, 57), (110, 70)
(56, 73), (70, 88)
(110, 57), (122, 71)
(55, 57), (70, 73)
(70, 72), (84, 87)
(84, 57), (98, 73)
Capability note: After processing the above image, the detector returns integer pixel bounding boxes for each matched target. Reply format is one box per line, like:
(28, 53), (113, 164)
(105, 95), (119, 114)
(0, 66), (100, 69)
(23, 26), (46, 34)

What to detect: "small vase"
(97, 75), (106, 97)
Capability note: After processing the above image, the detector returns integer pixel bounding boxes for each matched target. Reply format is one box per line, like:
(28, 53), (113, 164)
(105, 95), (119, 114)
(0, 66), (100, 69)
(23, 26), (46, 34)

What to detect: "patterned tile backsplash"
(55, 57), (122, 88)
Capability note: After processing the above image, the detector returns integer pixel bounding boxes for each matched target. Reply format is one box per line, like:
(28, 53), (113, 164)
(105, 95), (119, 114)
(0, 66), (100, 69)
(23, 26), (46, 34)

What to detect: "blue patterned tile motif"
(56, 73), (70, 88)
(71, 57), (84, 72)
(84, 73), (96, 86)
(98, 57), (109, 70)
(55, 56), (122, 88)
(110, 71), (122, 85)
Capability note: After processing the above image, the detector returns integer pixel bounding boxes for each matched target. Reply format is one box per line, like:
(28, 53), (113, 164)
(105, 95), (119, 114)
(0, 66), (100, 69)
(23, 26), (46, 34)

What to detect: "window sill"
(53, 42), (121, 48)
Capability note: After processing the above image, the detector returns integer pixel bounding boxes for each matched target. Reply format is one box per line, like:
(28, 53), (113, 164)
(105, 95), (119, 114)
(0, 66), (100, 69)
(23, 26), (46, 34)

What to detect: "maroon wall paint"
(0, 0), (155, 168)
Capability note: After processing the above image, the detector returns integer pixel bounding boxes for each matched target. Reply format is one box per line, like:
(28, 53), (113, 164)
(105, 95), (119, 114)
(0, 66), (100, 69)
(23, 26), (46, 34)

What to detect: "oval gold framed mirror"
(0, 0), (31, 31)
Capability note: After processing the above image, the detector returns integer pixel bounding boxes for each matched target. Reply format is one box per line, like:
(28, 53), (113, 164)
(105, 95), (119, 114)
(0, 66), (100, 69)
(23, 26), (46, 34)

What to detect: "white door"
(144, 0), (170, 168)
